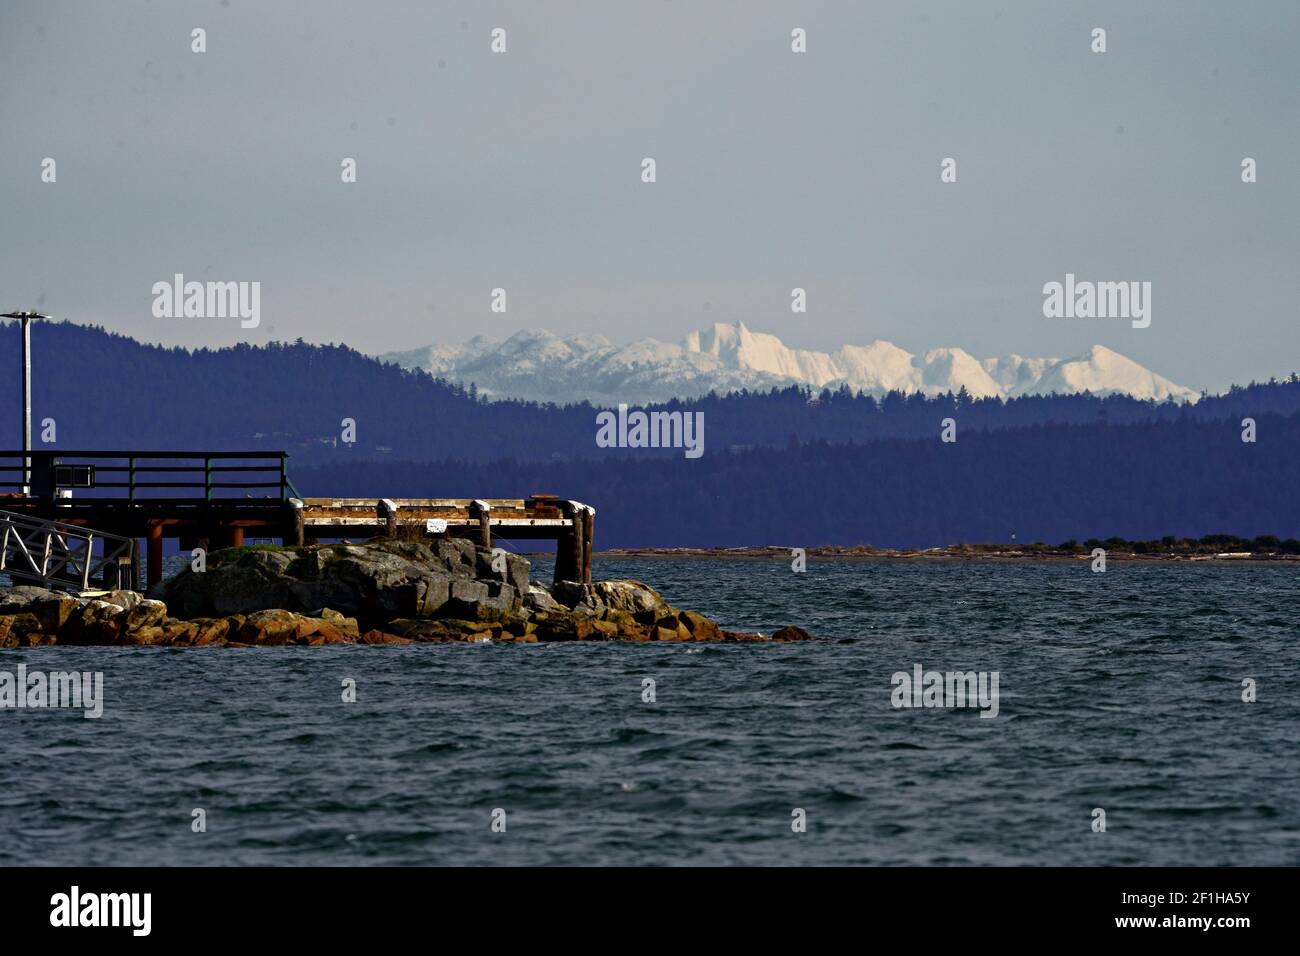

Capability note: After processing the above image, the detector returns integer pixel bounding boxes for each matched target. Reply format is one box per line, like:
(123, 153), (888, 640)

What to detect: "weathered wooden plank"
(299, 516), (572, 528)
(301, 497), (528, 510)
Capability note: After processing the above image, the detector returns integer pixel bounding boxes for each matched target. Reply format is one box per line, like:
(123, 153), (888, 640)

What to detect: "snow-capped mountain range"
(375, 322), (1200, 406)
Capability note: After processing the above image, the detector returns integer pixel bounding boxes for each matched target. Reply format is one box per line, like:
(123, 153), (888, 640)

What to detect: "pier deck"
(0, 451), (594, 589)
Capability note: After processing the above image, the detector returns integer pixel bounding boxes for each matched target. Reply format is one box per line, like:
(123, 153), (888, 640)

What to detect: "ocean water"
(2, 557), (1297, 866)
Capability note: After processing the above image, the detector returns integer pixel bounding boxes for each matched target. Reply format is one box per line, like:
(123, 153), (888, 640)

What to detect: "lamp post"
(2, 311), (49, 493)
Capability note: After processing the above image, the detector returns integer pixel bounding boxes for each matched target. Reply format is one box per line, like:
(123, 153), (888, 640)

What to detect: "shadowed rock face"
(152, 538), (529, 627)
(0, 538), (814, 647)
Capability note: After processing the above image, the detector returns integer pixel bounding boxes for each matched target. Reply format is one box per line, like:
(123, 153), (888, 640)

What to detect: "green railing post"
(128, 456), (136, 503)
(204, 457), (213, 501)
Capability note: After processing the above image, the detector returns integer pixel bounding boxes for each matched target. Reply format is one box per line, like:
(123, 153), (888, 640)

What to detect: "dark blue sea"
(2, 557), (1297, 865)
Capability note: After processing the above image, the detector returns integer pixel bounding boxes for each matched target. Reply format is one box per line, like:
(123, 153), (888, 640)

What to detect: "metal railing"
(0, 450), (298, 502)
(0, 508), (137, 592)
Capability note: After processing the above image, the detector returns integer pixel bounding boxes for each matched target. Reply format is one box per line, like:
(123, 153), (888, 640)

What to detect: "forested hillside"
(2, 321), (1296, 548)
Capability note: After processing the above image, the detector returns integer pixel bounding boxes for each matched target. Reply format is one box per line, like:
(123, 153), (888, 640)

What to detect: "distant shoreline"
(591, 545), (1300, 563)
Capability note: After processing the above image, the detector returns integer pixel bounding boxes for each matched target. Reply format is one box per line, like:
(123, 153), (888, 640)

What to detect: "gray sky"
(1, 0), (1296, 392)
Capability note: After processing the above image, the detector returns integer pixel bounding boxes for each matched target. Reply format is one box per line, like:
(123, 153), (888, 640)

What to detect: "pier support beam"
(471, 500), (492, 549)
(281, 498), (304, 548)
(572, 509), (587, 583)
(581, 506), (595, 584)
(380, 499), (398, 538)
(131, 539), (143, 592)
(146, 522), (164, 589)
(554, 501), (591, 585)
(553, 534), (576, 584)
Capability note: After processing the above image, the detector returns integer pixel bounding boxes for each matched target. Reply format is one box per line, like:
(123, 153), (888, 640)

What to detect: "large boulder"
(0, 613), (43, 648)
(474, 548), (530, 594)
(234, 609), (355, 646)
(0, 586), (66, 612)
(523, 581), (563, 613)
(59, 600), (129, 645)
(100, 590), (145, 613)
(551, 580), (668, 620)
(152, 538), (519, 626)
(29, 596), (82, 635)
(445, 581), (518, 621)
(150, 546), (299, 616)
(309, 608), (360, 640)
(680, 610), (722, 641)
(384, 618), (497, 643)
(125, 599), (168, 632)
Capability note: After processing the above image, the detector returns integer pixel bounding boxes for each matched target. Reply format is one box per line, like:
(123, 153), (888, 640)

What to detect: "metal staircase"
(0, 509), (137, 593)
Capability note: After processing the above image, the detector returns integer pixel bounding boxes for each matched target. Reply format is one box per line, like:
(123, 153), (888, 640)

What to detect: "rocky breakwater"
(0, 538), (813, 647)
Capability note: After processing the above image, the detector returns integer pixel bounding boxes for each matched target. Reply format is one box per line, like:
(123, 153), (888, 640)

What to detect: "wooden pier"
(0, 451), (594, 589)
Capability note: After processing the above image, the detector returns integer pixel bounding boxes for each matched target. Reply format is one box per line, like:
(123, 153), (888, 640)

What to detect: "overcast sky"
(1, 0), (1296, 392)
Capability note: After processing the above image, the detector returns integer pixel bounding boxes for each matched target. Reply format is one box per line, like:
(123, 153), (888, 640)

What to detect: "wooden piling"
(581, 507), (594, 584)
(282, 500), (304, 548)
(554, 502), (576, 584)
(553, 534), (575, 583)
(552, 500), (594, 585)
(576, 509), (589, 583)
(570, 503), (584, 582)
(378, 499), (397, 538)
(146, 522), (164, 588)
(130, 539), (142, 592)
(471, 499), (492, 549)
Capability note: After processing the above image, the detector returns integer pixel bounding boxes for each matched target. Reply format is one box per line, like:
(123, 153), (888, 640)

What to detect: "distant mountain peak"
(375, 322), (1199, 406)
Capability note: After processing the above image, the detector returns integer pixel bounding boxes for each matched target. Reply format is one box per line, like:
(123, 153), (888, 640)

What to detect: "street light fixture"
(2, 310), (49, 494)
